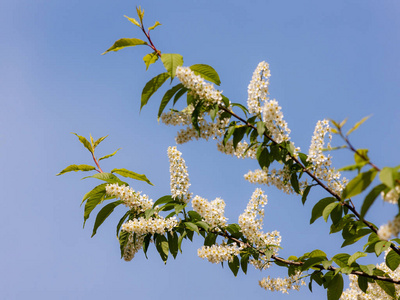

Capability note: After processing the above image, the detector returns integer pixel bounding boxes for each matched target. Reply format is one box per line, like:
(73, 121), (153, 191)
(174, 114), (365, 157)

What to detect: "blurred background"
(1, 0), (399, 299)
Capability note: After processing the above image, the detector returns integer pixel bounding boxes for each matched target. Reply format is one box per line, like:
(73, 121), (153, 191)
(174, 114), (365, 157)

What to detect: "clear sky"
(1, 1), (400, 299)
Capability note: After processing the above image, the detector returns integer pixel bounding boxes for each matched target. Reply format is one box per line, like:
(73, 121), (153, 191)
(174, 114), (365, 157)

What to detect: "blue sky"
(1, 1), (400, 299)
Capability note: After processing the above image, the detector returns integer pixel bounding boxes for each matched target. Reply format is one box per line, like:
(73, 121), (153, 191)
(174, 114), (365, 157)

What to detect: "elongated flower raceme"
(176, 66), (223, 105)
(239, 189), (281, 271)
(121, 216), (178, 236)
(122, 234), (145, 262)
(307, 120), (347, 194)
(192, 196), (228, 229)
(167, 146), (192, 203)
(247, 61), (271, 115)
(377, 215), (400, 241)
(259, 272), (306, 294)
(105, 183), (153, 213)
(198, 243), (243, 264)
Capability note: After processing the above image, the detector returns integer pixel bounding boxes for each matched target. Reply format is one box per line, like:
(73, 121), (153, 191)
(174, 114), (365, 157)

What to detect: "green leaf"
(348, 251), (367, 265)
(102, 38), (147, 55)
(310, 197), (336, 224)
(332, 253), (350, 268)
(57, 164), (96, 175)
(148, 21), (161, 31)
(124, 15), (140, 27)
(290, 173), (300, 194)
(341, 229), (371, 247)
(72, 133), (93, 153)
(322, 202), (339, 222)
(83, 190), (108, 226)
(226, 224), (241, 234)
(173, 87), (187, 105)
(153, 195), (174, 208)
(232, 126), (246, 150)
(354, 149), (369, 165)
(376, 278), (396, 299)
(158, 84), (184, 118)
(223, 123), (236, 146)
(346, 115), (371, 136)
(91, 200), (123, 237)
(155, 234), (169, 263)
(302, 186), (311, 205)
(111, 168), (153, 185)
(338, 163), (368, 172)
(188, 211), (202, 222)
(342, 169), (377, 199)
(240, 254), (249, 274)
(257, 147), (270, 169)
(360, 264), (375, 276)
(380, 167), (397, 189)
(385, 249), (400, 271)
(256, 121), (265, 137)
(141, 72), (170, 110)
(301, 257), (326, 271)
(189, 64), (221, 86)
(160, 53), (183, 79)
(360, 184), (387, 218)
(81, 183), (107, 205)
(375, 241), (391, 257)
(143, 52), (159, 70)
(196, 221), (210, 232)
(93, 135), (108, 148)
(116, 210), (130, 236)
(204, 233), (217, 246)
(167, 232), (179, 259)
(228, 256), (240, 277)
(357, 276), (368, 293)
(185, 222), (199, 234)
(231, 103), (248, 117)
(83, 172), (127, 185)
(119, 230), (129, 258)
(327, 273), (343, 300)
(98, 148), (121, 161)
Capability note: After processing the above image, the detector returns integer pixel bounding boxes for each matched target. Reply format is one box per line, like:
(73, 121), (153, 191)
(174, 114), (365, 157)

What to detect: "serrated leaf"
(240, 254), (249, 274)
(98, 148), (121, 161)
(361, 184), (386, 219)
(375, 240), (391, 257)
(119, 230), (129, 258)
(302, 186), (311, 205)
(92, 200), (123, 237)
(342, 169), (377, 199)
(82, 172), (127, 185)
(158, 84), (183, 118)
(354, 149), (369, 164)
(155, 234), (169, 263)
(231, 103), (248, 117)
(385, 249), (400, 271)
(141, 72), (170, 110)
(204, 233), (217, 246)
(111, 168), (153, 185)
(116, 210), (131, 236)
(301, 257), (326, 271)
(83, 190), (108, 226)
(136, 6), (144, 24)
(348, 251), (367, 265)
(290, 173), (300, 194)
(196, 221), (209, 232)
(148, 21), (161, 31)
(168, 232), (179, 259)
(360, 264), (375, 276)
(310, 197), (336, 224)
(341, 229), (371, 247)
(189, 64), (221, 86)
(124, 15), (140, 27)
(93, 135), (108, 149)
(143, 52), (159, 70)
(102, 38), (147, 55)
(173, 87), (187, 105)
(346, 115), (371, 136)
(57, 164), (96, 175)
(72, 133), (93, 153)
(161, 53), (183, 79)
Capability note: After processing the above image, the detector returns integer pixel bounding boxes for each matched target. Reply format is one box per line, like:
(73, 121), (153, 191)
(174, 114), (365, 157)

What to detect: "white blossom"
(259, 271), (306, 294)
(105, 183), (153, 213)
(192, 196), (228, 229)
(167, 146), (192, 203)
(381, 186), (400, 204)
(122, 216), (178, 236)
(198, 243), (243, 264)
(378, 216), (400, 240)
(176, 66), (223, 105)
(122, 234), (145, 262)
(217, 140), (257, 159)
(262, 99), (291, 143)
(247, 61), (271, 115)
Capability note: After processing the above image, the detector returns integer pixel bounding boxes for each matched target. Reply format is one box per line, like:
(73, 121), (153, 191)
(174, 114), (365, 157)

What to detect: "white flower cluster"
(105, 183), (153, 212)
(381, 186), (400, 204)
(244, 166), (307, 195)
(122, 234), (145, 262)
(377, 215), (400, 240)
(307, 120), (347, 194)
(198, 243), (243, 264)
(217, 140), (257, 159)
(259, 272), (306, 294)
(167, 146), (192, 203)
(161, 107), (192, 126)
(176, 66), (223, 105)
(192, 196), (228, 229)
(121, 216), (178, 235)
(341, 252), (400, 299)
(262, 99), (291, 144)
(247, 61), (270, 115)
(238, 189), (281, 253)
